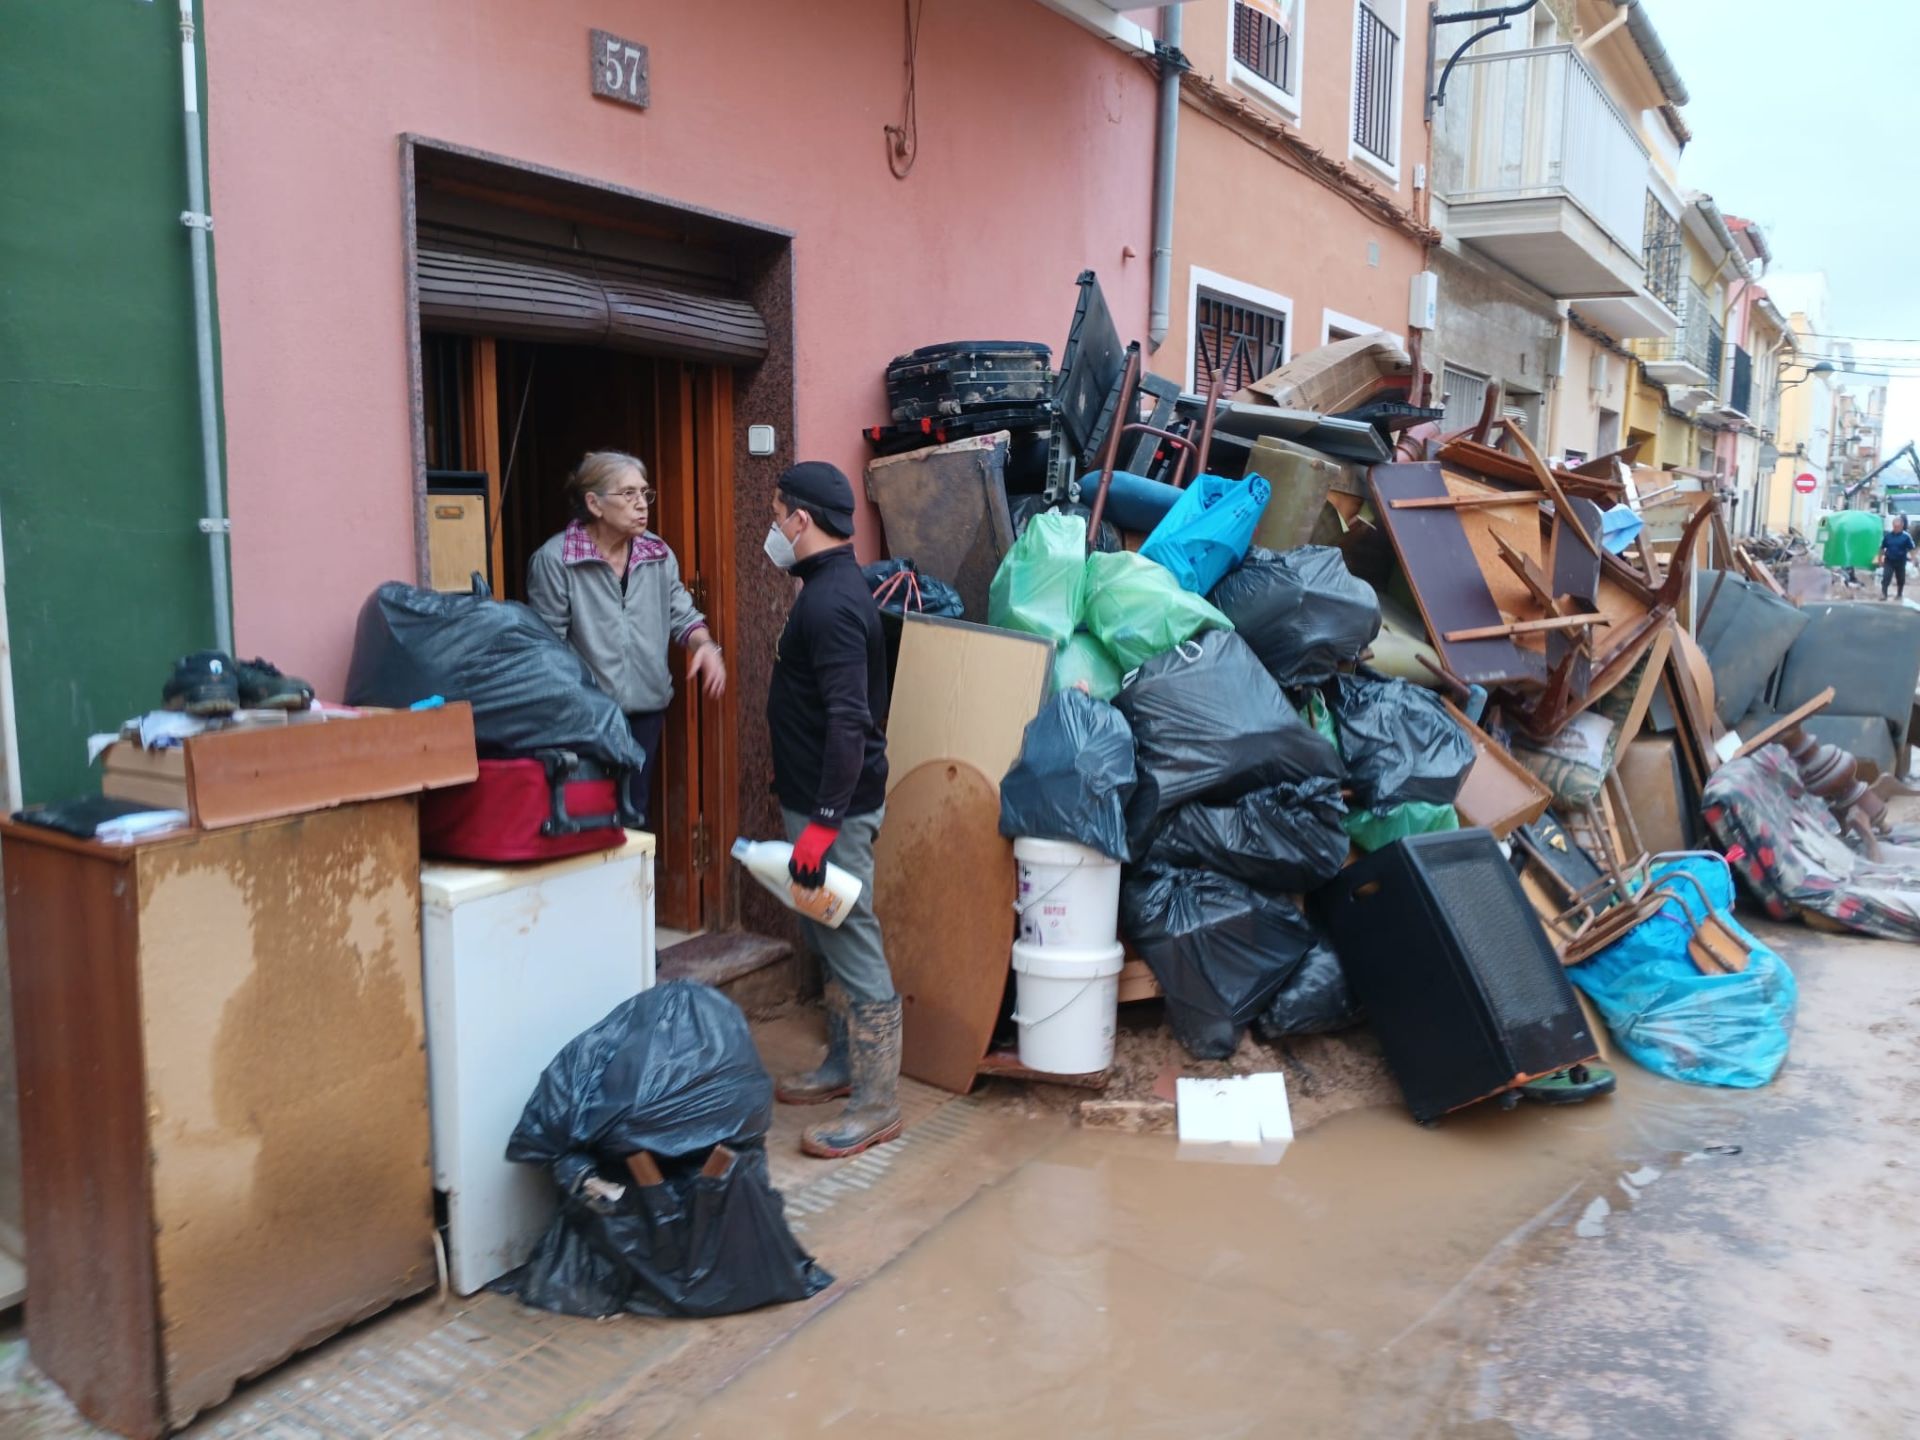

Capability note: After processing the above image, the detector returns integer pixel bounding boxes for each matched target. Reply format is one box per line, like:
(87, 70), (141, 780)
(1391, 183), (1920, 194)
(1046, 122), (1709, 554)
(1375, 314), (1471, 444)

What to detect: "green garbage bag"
(1081, 551), (1233, 672)
(1344, 801), (1460, 852)
(1822, 510), (1883, 569)
(1052, 631), (1122, 701)
(989, 511), (1086, 644)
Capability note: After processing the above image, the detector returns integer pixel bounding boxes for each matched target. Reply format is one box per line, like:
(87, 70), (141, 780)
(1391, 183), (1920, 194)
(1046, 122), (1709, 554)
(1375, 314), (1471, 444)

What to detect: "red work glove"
(789, 823), (839, 889)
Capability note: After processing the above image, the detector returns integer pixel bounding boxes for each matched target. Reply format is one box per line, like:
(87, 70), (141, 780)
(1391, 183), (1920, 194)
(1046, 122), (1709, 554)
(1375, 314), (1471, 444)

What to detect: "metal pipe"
(1608, 0), (1689, 107)
(178, 0), (234, 654)
(1147, 4), (1182, 352)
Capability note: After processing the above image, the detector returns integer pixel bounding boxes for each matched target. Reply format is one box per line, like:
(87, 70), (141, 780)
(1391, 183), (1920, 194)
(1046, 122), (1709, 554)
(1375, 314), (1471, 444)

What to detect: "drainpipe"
(1147, 5), (1184, 352)
(178, 0), (234, 654)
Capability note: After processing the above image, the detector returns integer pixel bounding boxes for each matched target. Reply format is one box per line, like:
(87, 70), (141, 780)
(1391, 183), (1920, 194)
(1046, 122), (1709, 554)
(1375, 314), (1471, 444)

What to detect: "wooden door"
(654, 363), (738, 932)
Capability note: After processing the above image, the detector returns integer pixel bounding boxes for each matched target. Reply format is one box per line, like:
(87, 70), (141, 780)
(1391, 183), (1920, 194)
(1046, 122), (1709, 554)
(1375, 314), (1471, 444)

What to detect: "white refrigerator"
(420, 832), (656, 1295)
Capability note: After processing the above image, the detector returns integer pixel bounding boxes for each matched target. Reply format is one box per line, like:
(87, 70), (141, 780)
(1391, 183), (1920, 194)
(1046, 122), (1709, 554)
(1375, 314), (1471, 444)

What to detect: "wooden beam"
(1733, 686), (1838, 760)
(1389, 493), (1544, 511)
(1444, 614), (1613, 643)
(1509, 422), (1602, 559)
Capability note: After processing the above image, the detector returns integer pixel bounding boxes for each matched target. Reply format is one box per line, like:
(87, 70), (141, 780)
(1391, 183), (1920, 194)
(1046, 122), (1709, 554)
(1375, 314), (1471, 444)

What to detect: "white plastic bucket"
(1010, 940), (1124, 1075)
(1014, 836), (1121, 949)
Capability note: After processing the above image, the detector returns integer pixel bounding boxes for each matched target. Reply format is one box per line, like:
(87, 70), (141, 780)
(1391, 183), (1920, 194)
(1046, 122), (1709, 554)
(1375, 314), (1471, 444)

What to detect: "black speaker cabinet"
(1316, 829), (1597, 1123)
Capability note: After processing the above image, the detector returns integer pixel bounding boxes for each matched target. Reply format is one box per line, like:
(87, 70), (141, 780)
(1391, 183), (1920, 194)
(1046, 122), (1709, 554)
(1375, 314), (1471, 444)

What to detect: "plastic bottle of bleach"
(730, 838), (862, 929)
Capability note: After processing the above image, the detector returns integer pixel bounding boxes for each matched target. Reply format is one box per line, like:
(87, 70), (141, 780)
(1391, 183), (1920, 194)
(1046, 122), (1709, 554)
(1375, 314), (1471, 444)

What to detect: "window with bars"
(1194, 289), (1288, 392)
(1439, 364), (1490, 434)
(1352, 2), (1400, 167)
(1642, 193), (1683, 312)
(1232, 2), (1295, 96)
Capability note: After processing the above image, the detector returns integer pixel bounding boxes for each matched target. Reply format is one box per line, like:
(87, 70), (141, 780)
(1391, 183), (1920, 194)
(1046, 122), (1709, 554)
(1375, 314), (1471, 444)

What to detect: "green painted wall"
(0, 1), (220, 805)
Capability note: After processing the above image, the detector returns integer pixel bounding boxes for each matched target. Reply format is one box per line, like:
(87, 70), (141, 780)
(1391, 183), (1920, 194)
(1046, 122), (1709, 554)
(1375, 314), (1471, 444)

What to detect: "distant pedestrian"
(1880, 515), (1915, 601)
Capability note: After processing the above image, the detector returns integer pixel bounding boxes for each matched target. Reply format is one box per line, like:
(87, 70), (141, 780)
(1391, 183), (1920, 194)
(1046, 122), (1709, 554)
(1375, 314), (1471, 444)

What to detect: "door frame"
(399, 135), (797, 933)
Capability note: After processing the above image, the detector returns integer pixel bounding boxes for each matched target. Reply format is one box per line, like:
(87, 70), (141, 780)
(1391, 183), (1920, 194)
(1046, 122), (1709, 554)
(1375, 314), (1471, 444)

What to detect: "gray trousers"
(781, 806), (894, 1003)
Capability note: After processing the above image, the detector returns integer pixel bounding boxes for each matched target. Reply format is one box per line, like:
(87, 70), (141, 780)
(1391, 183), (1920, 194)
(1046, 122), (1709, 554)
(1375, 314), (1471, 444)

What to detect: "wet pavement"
(5, 919), (1916, 1439)
(647, 919), (1920, 1440)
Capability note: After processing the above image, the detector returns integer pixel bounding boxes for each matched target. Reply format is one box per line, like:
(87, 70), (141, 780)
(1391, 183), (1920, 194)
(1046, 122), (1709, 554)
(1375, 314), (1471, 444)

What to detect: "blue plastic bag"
(1570, 857), (1797, 1089)
(1139, 473), (1271, 595)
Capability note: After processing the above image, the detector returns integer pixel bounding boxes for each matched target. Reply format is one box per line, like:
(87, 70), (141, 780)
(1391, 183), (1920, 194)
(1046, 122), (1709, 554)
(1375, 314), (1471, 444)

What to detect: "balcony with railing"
(1640, 281), (1723, 394)
(1433, 44), (1651, 299)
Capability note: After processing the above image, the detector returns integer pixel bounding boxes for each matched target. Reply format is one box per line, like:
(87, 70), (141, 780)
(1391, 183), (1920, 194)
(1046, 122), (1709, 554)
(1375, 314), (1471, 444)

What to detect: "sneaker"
(234, 657), (315, 711)
(162, 651), (240, 716)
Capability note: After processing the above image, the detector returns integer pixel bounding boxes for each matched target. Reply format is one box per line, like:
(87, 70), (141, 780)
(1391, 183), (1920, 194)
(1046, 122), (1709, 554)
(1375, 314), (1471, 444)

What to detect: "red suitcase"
(421, 751), (637, 863)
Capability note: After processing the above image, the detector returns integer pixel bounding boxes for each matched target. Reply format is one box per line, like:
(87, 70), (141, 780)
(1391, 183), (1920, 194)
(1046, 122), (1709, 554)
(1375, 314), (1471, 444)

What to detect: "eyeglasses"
(601, 486), (655, 506)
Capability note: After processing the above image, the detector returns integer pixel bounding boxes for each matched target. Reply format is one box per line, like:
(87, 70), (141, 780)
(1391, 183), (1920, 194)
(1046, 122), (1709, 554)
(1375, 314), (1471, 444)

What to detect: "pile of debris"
(855, 270), (1920, 1131)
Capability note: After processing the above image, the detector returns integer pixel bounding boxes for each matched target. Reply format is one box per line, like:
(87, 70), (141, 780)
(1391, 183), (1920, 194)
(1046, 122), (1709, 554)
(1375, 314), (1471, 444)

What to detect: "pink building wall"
(204, 0), (1156, 694)
(1152, 0), (1429, 388)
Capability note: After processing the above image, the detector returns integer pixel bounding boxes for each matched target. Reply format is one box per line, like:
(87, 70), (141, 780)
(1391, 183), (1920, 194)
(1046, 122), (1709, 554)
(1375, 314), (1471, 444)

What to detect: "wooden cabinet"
(2, 799), (435, 1438)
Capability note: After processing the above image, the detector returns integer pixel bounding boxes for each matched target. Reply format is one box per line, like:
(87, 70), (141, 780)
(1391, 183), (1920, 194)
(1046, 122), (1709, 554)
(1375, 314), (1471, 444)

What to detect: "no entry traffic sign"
(1794, 472), (1818, 495)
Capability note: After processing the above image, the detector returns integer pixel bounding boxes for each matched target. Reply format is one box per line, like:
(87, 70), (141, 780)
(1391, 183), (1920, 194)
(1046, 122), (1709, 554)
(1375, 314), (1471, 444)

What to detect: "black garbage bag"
(1121, 867), (1319, 1060)
(1328, 671), (1475, 808)
(1207, 546), (1381, 686)
(999, 690), (1138, 861)
(1143, 776), (1349, 894)
(508, 981), (773, 1193)
(1115, 631), (1344, 849)
(345, 580), (645, 769)
(503, 981), (829, 1318)
(508, 1140), (832, 1319)
(863, 558), (966, 619)
(1253, 937), (1363, 1039)
(1009, 492), (1122, 554)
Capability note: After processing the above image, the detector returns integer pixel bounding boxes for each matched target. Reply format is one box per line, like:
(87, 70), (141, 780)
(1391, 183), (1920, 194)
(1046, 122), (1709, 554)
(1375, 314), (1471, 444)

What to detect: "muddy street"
(637, 920), (1920, 1440)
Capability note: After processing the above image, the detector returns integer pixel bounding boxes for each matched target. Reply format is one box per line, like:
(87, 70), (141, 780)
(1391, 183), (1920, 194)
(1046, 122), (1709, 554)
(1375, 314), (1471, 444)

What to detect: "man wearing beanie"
(762, 461), (900, 1158)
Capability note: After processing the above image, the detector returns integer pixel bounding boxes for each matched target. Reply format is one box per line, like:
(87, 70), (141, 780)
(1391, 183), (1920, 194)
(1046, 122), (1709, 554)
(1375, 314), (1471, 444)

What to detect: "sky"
(1647, 0), (1920, 451)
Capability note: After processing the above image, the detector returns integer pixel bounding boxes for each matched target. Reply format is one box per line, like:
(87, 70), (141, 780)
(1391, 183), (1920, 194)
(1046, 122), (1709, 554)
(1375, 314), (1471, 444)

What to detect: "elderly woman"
(527, 450), (726, 824)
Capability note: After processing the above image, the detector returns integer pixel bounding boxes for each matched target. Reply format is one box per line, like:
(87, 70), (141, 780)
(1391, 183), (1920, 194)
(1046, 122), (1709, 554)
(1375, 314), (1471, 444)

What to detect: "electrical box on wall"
(747, 424), (776, 456)
(1590, 352), (1610, 392)
(1408, 272), (1438, 331)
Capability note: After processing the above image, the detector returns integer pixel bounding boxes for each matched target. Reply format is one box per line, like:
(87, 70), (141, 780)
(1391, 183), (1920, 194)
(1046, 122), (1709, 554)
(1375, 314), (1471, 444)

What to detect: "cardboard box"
(103, 704), (478, 830)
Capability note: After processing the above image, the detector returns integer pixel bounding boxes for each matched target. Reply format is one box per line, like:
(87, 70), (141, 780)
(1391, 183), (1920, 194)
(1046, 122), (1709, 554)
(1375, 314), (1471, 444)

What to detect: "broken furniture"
(2, 800), (436, 1439)
(1704, 745), (1920, 941)
(1729, 601), (1920, 778)
(421, 832), (657, 1295)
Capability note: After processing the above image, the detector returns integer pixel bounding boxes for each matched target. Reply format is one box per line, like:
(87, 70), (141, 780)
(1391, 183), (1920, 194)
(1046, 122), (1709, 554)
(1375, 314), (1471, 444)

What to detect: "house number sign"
(590, 29), (649, 109)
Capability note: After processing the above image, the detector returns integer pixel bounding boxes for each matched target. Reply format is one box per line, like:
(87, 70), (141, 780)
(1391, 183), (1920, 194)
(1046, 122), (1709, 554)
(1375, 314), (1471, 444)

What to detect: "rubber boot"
(801, 996), (903, 1158)
(775, 982), (852, 1105)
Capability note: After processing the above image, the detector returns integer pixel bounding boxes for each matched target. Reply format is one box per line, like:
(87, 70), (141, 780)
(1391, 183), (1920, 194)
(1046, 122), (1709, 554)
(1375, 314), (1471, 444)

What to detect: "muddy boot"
(802, 997), (903, 1159)
(775, 982), (852, 1105)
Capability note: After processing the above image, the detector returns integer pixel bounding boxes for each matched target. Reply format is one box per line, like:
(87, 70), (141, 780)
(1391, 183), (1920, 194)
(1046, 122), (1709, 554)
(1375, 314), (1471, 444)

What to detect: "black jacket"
(767, 546), (889, 823)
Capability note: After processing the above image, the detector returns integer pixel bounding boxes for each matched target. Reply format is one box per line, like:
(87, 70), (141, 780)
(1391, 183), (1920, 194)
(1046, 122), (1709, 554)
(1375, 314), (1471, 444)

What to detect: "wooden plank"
(1615, 623), (1675, 747)
(656, 362), (700, 931)
(1388, 493), (1543, 511)
(472, 335), (505, 591)
(1116, 955), (1162, 1003)
(1619, 737), (1689, 855)
(696, 364), (739, 927)
(182, 704), (478, 829)
(1509, 422), (1600, 559)
(885, 614), (1053, 796)
(1369, 462), (1546, 688)
(2, 832), (164, 1440)
(1733, 686), (1838, 760)
(1444, 614), (1612, 643)
(872, 761), (1014, 1095)
(139, 802), (434, 1428)
(1442, 700), (1552, 837)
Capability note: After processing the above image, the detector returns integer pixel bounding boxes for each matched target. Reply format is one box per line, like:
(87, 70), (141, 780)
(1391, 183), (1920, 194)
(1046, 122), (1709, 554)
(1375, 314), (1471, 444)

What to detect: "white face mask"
(763, 520), (798, 571)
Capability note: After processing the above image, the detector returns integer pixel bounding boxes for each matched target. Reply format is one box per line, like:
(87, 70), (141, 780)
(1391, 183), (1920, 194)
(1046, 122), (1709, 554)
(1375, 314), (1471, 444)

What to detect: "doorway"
(420, 335), (738, 935)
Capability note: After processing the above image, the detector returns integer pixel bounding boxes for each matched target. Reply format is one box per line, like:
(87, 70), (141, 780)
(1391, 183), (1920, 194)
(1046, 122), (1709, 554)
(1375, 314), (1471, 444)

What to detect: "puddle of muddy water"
(660, 1070), (1761, 1440)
